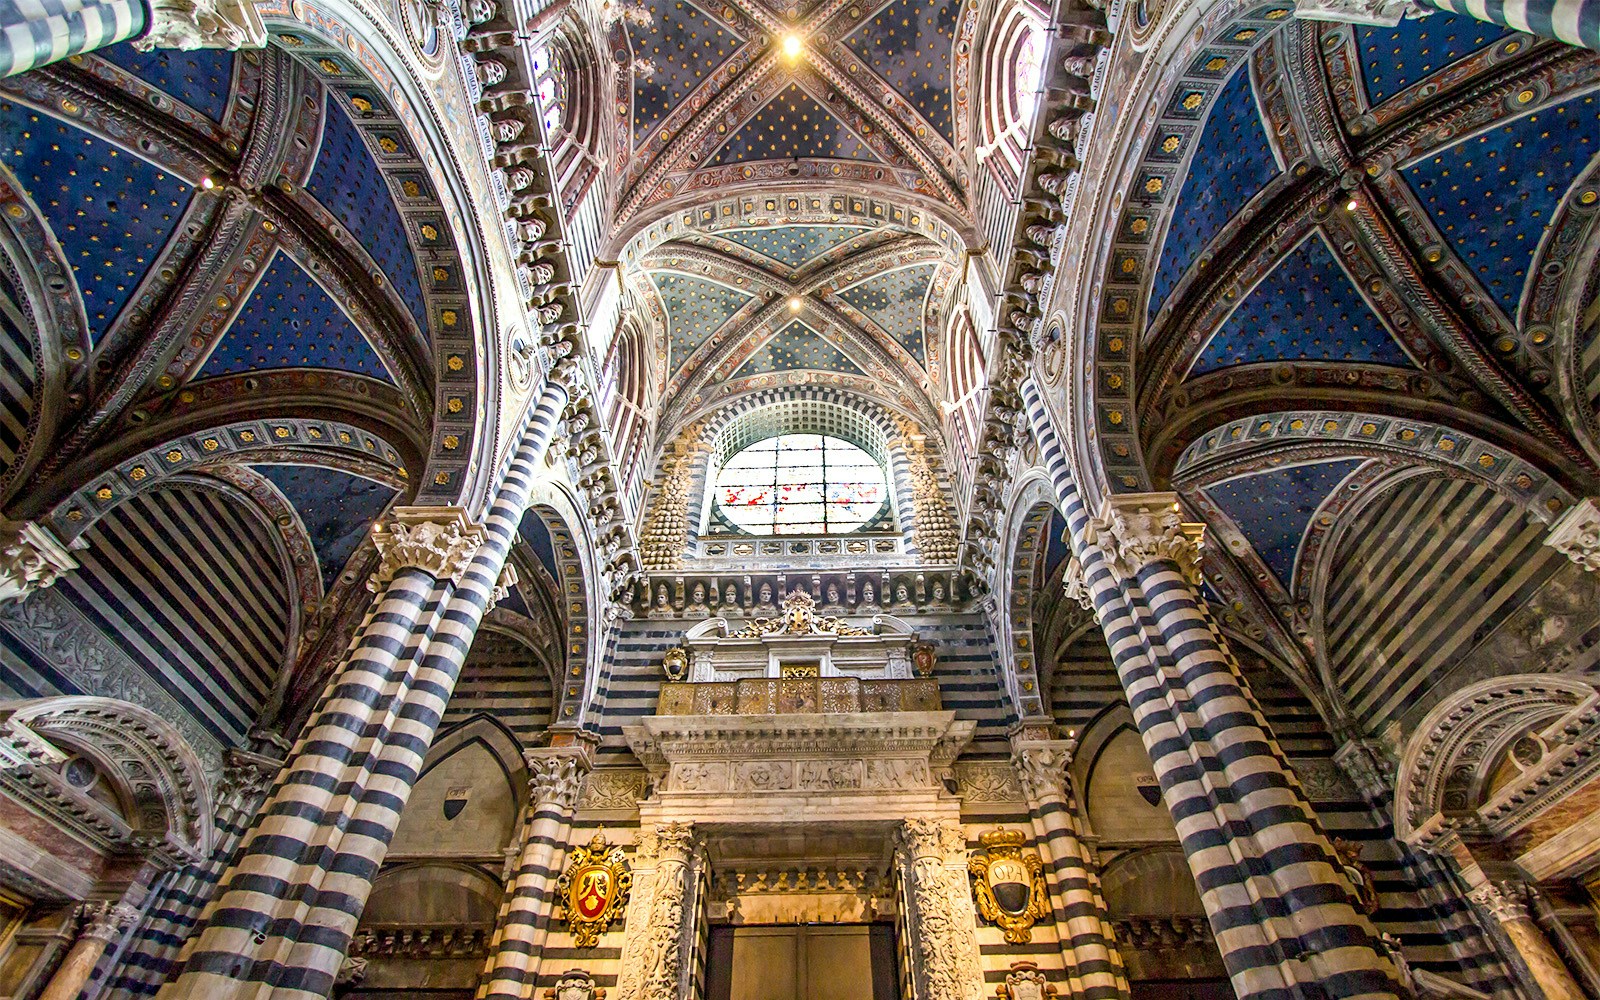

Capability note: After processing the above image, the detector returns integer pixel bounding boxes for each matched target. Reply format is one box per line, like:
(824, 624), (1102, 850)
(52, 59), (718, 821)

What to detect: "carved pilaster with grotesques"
(895, 818), (984, 1000)
(615, 822), (701, 1000)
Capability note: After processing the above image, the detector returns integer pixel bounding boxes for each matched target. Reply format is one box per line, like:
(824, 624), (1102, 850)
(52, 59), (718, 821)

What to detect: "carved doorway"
(705, 924), (899, 1000)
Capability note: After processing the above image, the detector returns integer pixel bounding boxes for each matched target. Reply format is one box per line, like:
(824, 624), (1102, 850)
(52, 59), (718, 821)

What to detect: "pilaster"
(615, 822), (702, 1000)
(895, 818), (984, 1000)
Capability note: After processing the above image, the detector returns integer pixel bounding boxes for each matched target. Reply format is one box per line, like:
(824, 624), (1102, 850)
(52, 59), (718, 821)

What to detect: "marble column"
(155, 382), (571, 1000)
(476, 741), (593, 1000)
(1022, 380), (1405, 1000)
(1010, 733), (1129, 1000)
(615, 822), (701, 1000)
(104, 745), (285, 1000)
(1469, 881), (1587, 1000)
(1292, 0), (1600, 52)
(39, 902), (141, 1000)
(895, 818), (984, 1000)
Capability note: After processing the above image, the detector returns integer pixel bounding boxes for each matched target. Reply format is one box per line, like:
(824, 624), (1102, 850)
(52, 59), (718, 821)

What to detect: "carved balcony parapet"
(656, 678), (941, 717)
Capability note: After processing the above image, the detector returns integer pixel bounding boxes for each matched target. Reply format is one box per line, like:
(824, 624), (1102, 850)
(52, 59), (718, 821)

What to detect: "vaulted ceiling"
(611, 0), (971, 223)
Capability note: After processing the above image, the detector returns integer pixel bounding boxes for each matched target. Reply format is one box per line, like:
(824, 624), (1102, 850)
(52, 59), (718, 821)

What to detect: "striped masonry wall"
(442, 629), (558, 744)
(154, 383), (569, 1000)
(1022, 379), (1407, 1000)
(0, 0), (146, 78)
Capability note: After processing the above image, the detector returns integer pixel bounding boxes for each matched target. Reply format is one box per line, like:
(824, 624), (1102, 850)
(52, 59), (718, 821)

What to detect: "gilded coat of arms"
(557, 830), (632, 947)
(968, 827), (1049, 944)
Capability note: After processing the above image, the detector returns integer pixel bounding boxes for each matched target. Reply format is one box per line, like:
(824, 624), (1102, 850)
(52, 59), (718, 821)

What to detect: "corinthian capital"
(0, 520), (77, 604)
(368, 507), (486, 592)
(1085, 493), (1204, 584)
(1545, 498), (1600, 572)
(896, 817), (965, 862)
(1292, 0), (1422, 25)
(1010, 736), (1076, 803)
(1469, 880), (1532, 924)
(77, 901), (140, 942)
(637, 821), (697, 864)
(524, 744), (592, 809)
(133, 0), (266, 51)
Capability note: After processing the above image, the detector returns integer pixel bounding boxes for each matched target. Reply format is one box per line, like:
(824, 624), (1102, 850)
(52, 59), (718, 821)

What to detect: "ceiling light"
(781, 33), (803, 58)
(1345, 198), (1358, 212)
(199, 176), (215, 190)
(788, 295), (803, 311)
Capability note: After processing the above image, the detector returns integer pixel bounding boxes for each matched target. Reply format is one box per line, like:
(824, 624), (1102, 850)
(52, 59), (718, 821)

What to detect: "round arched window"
(1013, 29), (1043, 126)
(714, 434), (888, 535)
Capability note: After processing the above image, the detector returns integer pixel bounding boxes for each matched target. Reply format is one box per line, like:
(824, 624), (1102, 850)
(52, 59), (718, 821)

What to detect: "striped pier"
(153, 383), (569, 1000)
(1010, 734), (1130, 1000)
(1022, 380), (1406, 1000)
(476, 743), (592, 1000)
(0, 0), (144, 77)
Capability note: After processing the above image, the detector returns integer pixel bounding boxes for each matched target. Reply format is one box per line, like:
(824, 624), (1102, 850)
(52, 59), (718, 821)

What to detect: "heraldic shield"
(968, 827), (1049, 944)
(558, 829), (632, 947)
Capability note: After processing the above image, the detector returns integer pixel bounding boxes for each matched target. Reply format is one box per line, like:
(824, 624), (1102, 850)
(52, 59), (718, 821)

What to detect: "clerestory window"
(713, 434), (888, 536)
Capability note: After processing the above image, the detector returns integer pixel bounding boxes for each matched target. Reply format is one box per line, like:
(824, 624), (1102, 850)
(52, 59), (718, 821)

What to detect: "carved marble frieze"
(624, 711), (974, 821)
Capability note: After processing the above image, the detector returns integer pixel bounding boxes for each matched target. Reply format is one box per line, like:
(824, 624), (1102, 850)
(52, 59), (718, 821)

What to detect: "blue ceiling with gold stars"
(200, 250), (396, 382)
(0, 100), (193, 347)
(627, 0), (743, 143)
(306, 94), (428, 334)
(1193, 233), (1409, 375)
(1403, 91), (1600, 317)
(255, 465), (397, 591)
(714, 225), (870, 268)
(736, 320), (863, 375)
(844, 0), (959, 141)
(651, 270), (754, 372)
(1357, 12), (1511, 104)
(711, 85), (879, 164)
(1204, 459), (1363, 588)
(1150, 62), (1277, 320)
(96, 42), (236, 121)
(837, 263), (934, 365)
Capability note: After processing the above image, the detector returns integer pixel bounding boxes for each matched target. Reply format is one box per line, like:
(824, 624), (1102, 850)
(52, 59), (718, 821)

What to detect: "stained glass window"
(1014, 30), (1042, 126)
(714, 434), (887, 535)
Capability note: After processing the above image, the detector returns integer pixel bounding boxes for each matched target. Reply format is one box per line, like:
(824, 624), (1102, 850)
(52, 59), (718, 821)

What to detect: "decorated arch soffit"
(617, 191), (968, 439)
(609, 0), (977, 225)
(0, 0), (520, 521)
(1062, 0), (1600, 519)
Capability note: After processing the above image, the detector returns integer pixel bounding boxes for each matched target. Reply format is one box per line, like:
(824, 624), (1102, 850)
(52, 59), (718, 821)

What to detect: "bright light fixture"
(787, 295), (803, 312)
(1345, 198), (1358, 212)
(781, 33), (803, 58)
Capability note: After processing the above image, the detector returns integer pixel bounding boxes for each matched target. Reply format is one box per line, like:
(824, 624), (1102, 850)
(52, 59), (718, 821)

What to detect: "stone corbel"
(490, 562), (520, 609)
(0, 520), (77, 605)
(1084, 493), (1205, 585)
(133, 0), (267, 51)
(368, 506), (486, 592)
(1291, 0), (1425, 24)
(1544, 498), (1600, 572)
(1061, 555), (1093, 612)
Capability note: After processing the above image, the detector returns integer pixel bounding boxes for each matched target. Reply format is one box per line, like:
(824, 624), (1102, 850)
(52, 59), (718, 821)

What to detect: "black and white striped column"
(476, 743), (592, 1000)
(103, 748), (284, 1000)
(0, 0), (144, 77)
(1022, 381), (1406, 1000)
(1010, 734), (1129, 1000)
(154, 383), (570, 1000)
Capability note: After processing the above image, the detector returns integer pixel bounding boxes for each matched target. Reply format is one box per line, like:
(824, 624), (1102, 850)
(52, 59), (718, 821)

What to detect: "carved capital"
(1061, 556), (1093, 612)
(490, 562), (520, 610)
(1469, 880), (1532, 924)
(525, 745), (592, 809)
(217, 746), (284, 806)
(642, 821), (697, 864)
(1010, 737), (1076, 803)
(1292, 0), (1423, 24)
(133, 0), (267, 50)
(1545, 498), (1600, 572)
(0, 520), (77, 604)
(897, 817), (965, 862)
(1085, 493), (1204, 584)
(1332, 736), (1393, 802)
(77, 901), (140, 943)
(368, 507), (486, 592)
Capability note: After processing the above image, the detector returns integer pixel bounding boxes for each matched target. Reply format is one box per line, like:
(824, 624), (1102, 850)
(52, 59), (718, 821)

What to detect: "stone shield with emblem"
(968, 827), (1049, 944)
(557, 829), (632, 947)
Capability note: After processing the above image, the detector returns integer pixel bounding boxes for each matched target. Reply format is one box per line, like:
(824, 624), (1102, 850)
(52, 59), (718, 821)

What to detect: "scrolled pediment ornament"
(968, 828), (1049, 944)
(731, 590), (871, 638)
(557, 829), (632, 947)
